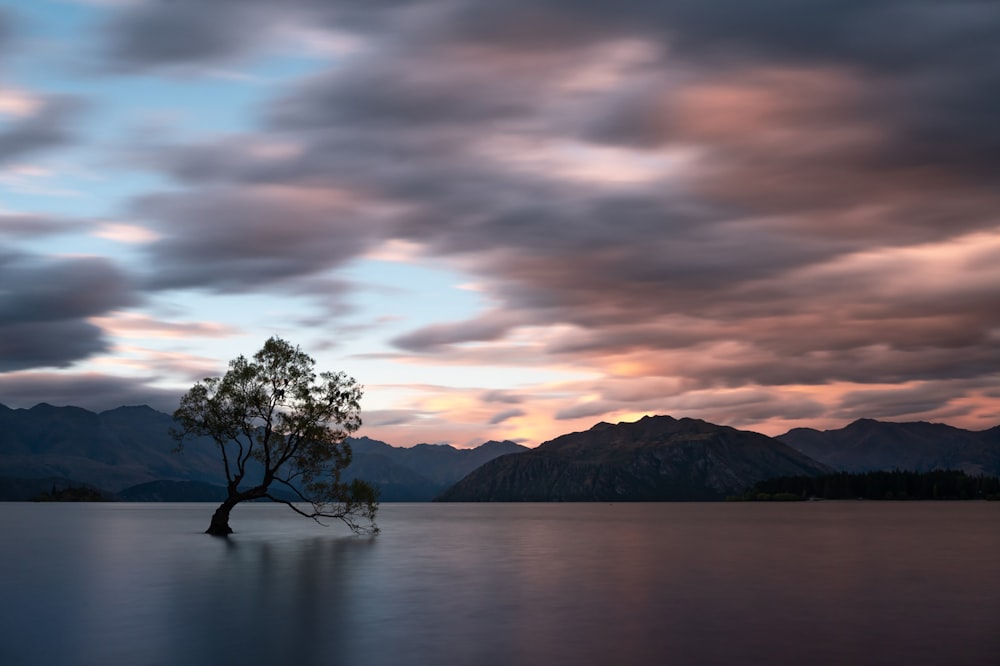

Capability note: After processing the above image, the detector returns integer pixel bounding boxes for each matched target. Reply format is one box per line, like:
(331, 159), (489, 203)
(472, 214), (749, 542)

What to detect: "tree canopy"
(173, 336), (379, 536)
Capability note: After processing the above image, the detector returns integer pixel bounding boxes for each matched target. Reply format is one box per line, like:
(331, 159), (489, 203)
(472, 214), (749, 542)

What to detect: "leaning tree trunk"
(206, 497), (239, 536)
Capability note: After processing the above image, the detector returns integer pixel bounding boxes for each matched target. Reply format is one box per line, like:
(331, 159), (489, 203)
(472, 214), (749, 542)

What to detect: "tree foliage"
(173, 337), (379, 535)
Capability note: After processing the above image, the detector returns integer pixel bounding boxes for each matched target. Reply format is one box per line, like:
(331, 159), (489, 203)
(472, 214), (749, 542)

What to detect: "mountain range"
(0, 403), (525, 501)
(778, 418), (1000, 476)
(1, 402), (998, 502)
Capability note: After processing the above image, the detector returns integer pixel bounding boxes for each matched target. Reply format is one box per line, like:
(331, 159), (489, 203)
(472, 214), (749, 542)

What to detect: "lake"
(1, 502), (998, 665)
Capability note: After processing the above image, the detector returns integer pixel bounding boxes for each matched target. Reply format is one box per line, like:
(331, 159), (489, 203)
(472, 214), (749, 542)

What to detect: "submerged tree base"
(206, 502), (235, 536)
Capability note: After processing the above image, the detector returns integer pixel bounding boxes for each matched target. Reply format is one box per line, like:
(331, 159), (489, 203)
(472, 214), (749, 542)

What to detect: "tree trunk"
(206, 497), (239, 536)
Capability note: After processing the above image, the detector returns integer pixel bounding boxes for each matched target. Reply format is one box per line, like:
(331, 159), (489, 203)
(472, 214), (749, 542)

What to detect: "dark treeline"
(32, 485), (112, 502)
(741, 470), (1000, 501)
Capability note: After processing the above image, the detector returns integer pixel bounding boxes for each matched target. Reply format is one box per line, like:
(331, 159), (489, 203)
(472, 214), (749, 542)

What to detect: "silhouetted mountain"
(0, 403), (528, 501)
(343, 450), (443, 501)
(347, 437), (529, 500)
(778, 419), (1000, 475)
(0, 403), (223, 491)
(437, 415), (829, 501)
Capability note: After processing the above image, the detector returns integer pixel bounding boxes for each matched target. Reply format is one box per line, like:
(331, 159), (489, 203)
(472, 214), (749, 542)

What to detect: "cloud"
(0, 252), (135, 370)
(555, 401), (619, 421)
(391, 311), (516, 352)
(0, 321), (109, 372)
(133, 186), (385, 292)
(99, 0), (431, 71)
(361, 409), (422, 428)
(0, 96), (86, 166)
(89, 312), (238, 339)
(489, 408), (525, 425)
(102, 0), (275, 70)
(0, 212), (86, 238)
(834, 383), (969, 421)
(74, 0), (1000, 437)
(480, 390), (525, 405)
(269, 55), (533, 131)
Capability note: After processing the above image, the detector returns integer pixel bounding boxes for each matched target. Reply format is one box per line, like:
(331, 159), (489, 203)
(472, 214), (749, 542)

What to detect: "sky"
(1, 0), (998, 447)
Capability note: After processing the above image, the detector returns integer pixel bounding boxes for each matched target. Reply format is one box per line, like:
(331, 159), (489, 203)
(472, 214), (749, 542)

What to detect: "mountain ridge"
(0, 402), (527, 501)
(778, 418), (1000, 475)
(437, 415), (831, 501)
(4, 402), (999, 502)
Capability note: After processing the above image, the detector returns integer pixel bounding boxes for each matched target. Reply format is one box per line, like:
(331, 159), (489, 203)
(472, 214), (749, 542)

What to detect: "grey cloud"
(488, 408), (524, 425)
(0, 96), (85, 165)
(662, 388), (828, 425)
(108, 0), (1000, 77)
(0, 253), (135, 370)
(122, 137), (305, 186)
(269, 56), (533, 131)
(134, 187), (381, 292)
(101, 0), (438, 70)
(361, 409), (421, 427)
(391, 312), (514, 352)
(0, 213), (86, 238)
(834, 383), (974, 422)
(481, 390), (524, 405)
(103, 0), (275, 70)
(555, 401), (617, 421)
(551, 383), (826, 429)
(0, 253), (134, 324)
(449, 1), (1000, 72)
(662, 345), (1000, 389)
(0, 321), (108, 372)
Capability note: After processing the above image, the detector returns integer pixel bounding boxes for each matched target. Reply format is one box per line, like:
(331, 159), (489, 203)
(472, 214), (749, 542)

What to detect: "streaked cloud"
(0, 211), (85, 238)
(0, 252), (135, 371)
(0, 95), (86, 166)
(90, 312), (238, 339)
(0, 0), (997, 444)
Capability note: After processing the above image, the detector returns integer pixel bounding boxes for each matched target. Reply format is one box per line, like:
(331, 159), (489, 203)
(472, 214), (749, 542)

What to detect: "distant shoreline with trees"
(20, 469), (1000, 503)
(737, 470), (1000, 501)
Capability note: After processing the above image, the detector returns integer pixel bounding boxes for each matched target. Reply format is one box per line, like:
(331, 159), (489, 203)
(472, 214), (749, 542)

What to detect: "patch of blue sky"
(6, 2), (337, 139)
(341, 258), (485, 342)
(4, 0), (338, 163)
(1, 0), (97, 44)
(0, 157), (169, 216)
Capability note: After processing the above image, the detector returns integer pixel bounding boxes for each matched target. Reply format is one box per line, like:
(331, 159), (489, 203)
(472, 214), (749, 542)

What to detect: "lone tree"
(173, 336), (379, 536)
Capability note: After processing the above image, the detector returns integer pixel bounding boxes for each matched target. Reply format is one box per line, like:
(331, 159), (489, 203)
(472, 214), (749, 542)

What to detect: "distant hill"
(0, 403), (528, 501)
(349, 437), (528, 500)
(778, 419), (1000, 475)
(437, 415), (830, 501)
(0, 403), (225, 492)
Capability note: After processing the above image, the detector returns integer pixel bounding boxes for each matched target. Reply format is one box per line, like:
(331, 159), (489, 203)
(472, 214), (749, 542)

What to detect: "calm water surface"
(1, 502), (998, 666)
